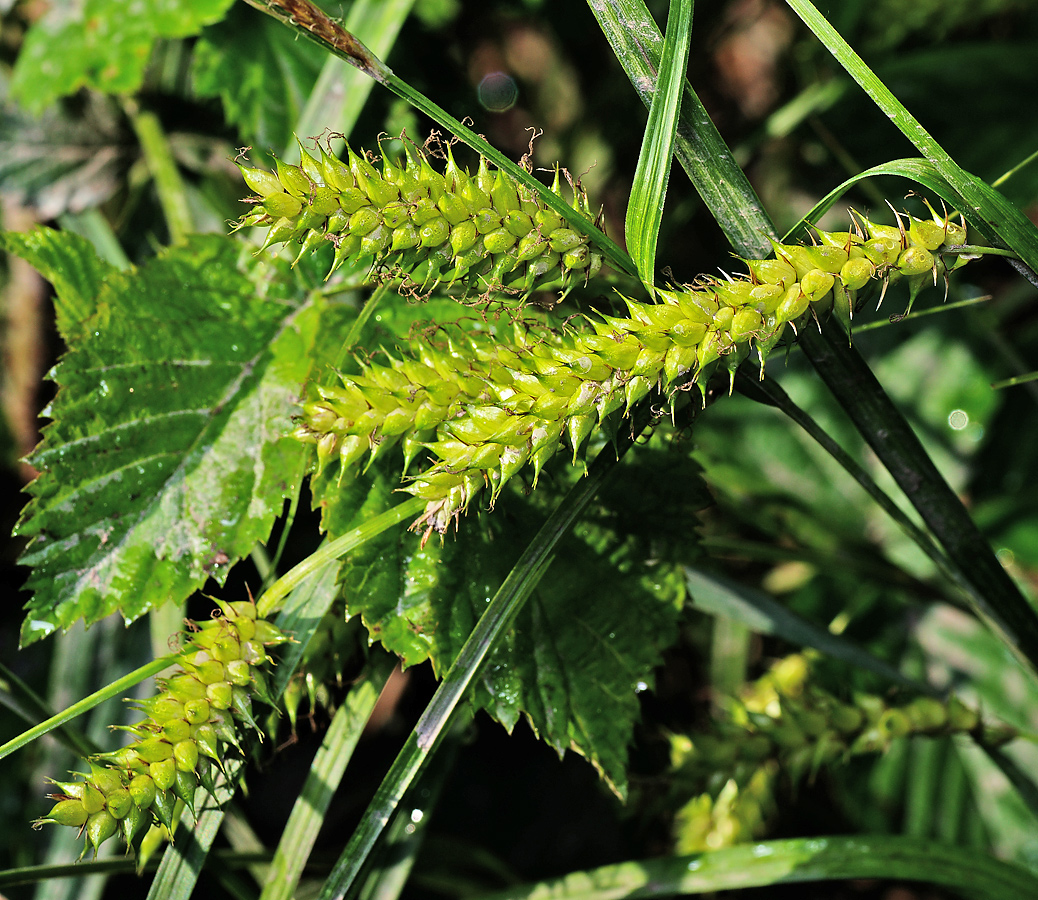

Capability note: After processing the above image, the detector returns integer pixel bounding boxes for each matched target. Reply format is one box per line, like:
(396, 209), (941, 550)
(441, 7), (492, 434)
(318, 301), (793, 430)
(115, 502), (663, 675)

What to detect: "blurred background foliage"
(2, 0), (1038, 898)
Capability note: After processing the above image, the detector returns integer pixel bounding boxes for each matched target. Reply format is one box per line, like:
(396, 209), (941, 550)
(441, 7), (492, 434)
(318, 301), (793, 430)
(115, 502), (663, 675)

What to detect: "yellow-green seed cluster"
(295, 208), (970, 540)
(235, 138), (603, 297)
(34, 601), (288, 856)
(667, 654), (1015, 851)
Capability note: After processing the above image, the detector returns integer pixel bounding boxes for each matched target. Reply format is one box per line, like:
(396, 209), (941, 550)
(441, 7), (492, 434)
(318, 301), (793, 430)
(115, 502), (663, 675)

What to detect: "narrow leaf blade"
(471, 836), (1038, 900)
(784, 0), (1038, 272)
(624, 0), (693, 290)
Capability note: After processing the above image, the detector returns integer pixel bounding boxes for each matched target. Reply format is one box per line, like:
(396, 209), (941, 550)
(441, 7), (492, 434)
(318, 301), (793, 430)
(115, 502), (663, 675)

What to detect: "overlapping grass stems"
(667, 654), (1017, 852)
(234, 135), (971, 541)
(33, 601), (289, 856)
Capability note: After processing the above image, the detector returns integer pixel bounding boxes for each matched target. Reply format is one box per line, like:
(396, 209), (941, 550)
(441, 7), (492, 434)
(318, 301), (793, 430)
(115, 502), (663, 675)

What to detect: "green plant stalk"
(0, 851), (278, 889)
(256, 497), (424, 617)
(239, 0), (633, 277)
(470, 836), (1038, 900)
(125, 101), (194, 245)
(0, 660), (99, 760)
(317, 408), (653, 900)
(625, 0), (692, 290)
(799, 318), (1038, 679)
(0, 655), (174, 761)
(260, 655), (396, 900)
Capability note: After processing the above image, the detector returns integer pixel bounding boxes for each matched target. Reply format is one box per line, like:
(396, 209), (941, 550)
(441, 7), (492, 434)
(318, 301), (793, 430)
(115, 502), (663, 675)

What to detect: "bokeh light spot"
(478, 72), (518, 111)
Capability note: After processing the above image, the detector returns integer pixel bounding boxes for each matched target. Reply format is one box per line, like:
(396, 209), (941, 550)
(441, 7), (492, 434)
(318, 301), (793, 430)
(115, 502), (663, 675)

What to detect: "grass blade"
(684, 567), (922, 692)
(588, 0), (773, 257)
(784, 0), (1038, 274)
(259, 655), (396, 900)
(624, 0), (692, 290)
(471, 836), (1038, 900)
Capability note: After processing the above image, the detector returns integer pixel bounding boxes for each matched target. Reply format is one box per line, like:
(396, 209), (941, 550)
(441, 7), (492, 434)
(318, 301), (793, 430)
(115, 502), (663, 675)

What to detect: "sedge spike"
(294, 207), (971, 541)
(235, 137), (604, 300)
(666, 654), (1017, 851)
(33, 601), (289, 857)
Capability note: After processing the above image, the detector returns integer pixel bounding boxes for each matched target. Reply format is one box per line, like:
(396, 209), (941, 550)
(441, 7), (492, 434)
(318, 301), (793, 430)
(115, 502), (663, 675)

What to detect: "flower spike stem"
(799, 320), (1038, 680)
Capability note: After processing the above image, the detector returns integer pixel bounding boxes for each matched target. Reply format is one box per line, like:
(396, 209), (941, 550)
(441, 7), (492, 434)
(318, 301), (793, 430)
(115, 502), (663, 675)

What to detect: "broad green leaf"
(10, 231), (320, 645)
(192, 5), (326, 153)
(334, 485), (682, 797)
(624, 0), (692, 290)
(2, 228), (114, 343)
(470, 836), (1038, 900)
(9, 0), (236, 115)
(316, 423), (643, 899)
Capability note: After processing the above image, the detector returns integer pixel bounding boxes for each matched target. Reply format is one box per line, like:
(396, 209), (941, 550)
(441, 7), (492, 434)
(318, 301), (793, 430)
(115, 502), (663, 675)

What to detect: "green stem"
(256, 497), (425, 617)
(799, 318), (1038, 678)
(337, 282), (390, 368)
(0, 655), (175, 761)
(0, 660), (99, 759)
(125, 100), (194, 244)
(0, 851), (280, 889)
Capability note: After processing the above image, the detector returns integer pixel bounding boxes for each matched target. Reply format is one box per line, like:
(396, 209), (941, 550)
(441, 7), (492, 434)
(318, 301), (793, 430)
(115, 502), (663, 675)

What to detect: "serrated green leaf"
(9, 0), (236, 115)
(1, 227), (115, 344)
(342, 496), (682, 797)
(624, 0), (692, 291)
(11, 231), (319, 645)
(192, 5), (325, 153)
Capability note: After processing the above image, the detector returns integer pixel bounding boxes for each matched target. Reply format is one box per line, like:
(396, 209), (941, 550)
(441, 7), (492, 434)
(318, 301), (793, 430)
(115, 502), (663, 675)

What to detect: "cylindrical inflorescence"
(667, 653), (1016, 851)
(235, 137), (604, 299)
(33, 600), (289, 857)
(295, 206), (970, 540)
